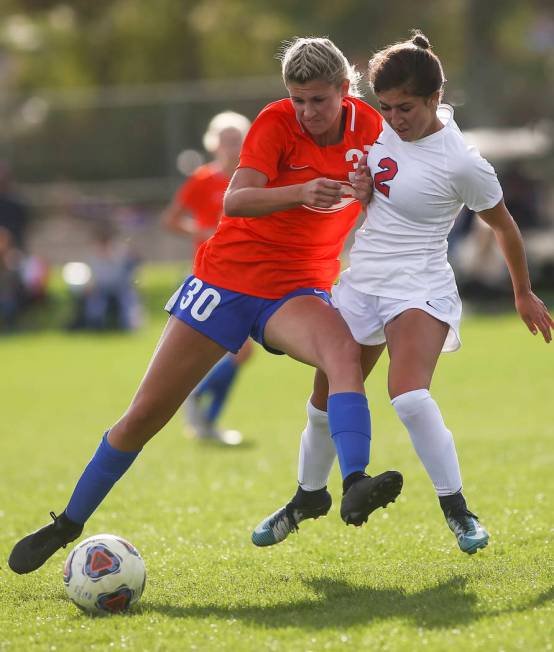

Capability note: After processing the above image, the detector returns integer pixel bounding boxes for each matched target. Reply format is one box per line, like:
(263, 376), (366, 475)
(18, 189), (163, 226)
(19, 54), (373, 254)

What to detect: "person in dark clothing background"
(0, 162), (29, 252)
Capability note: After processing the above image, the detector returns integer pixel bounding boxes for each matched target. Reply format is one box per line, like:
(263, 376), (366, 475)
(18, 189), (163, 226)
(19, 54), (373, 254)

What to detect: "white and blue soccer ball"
(64, 534), (146, 614)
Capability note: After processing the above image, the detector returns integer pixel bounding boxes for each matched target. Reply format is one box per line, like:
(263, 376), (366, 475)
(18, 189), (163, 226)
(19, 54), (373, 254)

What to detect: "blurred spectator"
(447, 205), (475, 257)
(0, 161), (50, 317)
(450, 163), (553, 294)
(66, 223), (142, 331)
(161, 111), (254, 445)
(0, 162), (29, 251)
(501, 164), (542, 232)
(20, 255), (49, 306)
(0, 227), (24, 331)
(162, 111), (251, 256)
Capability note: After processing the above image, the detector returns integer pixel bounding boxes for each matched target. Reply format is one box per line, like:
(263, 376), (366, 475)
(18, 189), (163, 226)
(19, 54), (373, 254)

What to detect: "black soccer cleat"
(340, 471), (403, 526)
(8, 511), (84, 574)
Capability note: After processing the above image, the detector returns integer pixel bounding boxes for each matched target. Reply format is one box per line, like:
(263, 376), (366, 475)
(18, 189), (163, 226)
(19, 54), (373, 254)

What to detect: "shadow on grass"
(139, 576), (553, 630)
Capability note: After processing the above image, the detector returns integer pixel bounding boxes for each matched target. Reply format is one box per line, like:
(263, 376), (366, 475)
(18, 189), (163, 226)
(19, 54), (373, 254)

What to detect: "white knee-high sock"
(298, 401), (336, 491)
(392, 389), (462, 496)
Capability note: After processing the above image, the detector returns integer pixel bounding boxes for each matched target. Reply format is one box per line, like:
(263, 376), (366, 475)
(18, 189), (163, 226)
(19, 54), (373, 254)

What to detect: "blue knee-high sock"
(194, 354), (238, 424)
(65, 433), (140, 525)
(328, 392), (371, 479)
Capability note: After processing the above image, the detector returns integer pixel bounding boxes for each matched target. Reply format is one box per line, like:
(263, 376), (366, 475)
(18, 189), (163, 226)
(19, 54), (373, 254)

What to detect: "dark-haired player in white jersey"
(252, 30), (553, 554)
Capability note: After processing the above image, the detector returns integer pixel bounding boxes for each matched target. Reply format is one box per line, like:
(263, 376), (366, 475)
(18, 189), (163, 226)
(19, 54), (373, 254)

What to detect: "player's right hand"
(301, 178), (343, 208)
(515, 291), (553, 343)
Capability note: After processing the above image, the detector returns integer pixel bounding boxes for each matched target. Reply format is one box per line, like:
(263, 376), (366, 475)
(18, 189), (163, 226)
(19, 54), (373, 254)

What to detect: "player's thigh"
(136, 316), (227, 402)
(361, 343), (386, 379)
(385, 308), (448, 398)
(310, 368), (330, 411)
(234, 338), (254, 365)
(111, 317), (227, 448)
(263, 295), (361, 372)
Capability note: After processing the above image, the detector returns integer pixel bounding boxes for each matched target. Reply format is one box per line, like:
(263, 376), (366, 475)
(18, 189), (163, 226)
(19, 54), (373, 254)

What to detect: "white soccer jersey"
(347, 104), (503, 299)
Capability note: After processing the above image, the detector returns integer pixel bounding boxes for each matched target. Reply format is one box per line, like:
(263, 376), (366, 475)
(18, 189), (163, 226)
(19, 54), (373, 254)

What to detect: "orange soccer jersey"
(177, 162), (230, 255)
(193, 97), (382, 298)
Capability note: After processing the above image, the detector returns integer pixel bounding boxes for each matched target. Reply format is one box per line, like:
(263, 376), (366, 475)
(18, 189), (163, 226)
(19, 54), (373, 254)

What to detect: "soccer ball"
(64, 534), (146, 615)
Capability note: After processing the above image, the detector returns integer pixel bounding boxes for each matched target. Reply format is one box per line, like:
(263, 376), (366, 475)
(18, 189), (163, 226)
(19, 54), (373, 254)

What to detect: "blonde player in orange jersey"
(10, 37), (404, 575)
(162, 112), (254, 446)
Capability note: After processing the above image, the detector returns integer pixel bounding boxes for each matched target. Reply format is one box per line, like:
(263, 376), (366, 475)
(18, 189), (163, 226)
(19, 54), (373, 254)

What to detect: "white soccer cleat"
(251, 490), (332, 547)
(445, 510), (489, 554)
(182, 396), (243, 446)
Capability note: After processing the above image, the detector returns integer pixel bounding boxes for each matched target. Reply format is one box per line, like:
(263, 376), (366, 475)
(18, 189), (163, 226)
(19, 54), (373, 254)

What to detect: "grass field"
(1, 266), (553, 651)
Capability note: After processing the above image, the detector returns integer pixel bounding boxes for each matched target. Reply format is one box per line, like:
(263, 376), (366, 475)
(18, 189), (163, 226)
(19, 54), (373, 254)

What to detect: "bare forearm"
(492, 220), (531, 297)
(164, 220), (193, 238)
(162, 204), (196, 239)
(479, 201), (553, 342)
(224, 185), (303, 217)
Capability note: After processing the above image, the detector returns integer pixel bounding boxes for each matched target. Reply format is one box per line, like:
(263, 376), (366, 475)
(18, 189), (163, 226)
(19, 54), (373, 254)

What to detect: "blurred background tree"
(1, 0), (552, 125)
(0, 0), (552, 268)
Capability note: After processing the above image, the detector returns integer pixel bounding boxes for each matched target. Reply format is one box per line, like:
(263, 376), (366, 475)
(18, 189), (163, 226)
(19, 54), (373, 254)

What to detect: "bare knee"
(321, 337), (361, 380)
(388, 378), (430, 400)
(111, 398), (168, 449)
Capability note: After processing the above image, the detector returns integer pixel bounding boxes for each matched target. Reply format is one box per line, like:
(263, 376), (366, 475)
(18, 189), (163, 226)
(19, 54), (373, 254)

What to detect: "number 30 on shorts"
(179, 278), (221, 322)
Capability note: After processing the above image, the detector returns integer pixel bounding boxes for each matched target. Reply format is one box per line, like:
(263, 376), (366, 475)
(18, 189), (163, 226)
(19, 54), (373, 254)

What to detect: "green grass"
(1, 266), (553, 651)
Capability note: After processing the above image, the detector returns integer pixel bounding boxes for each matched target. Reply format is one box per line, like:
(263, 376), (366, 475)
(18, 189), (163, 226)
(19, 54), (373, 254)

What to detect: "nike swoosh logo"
(374, 140), (383, 145)
(314, 290), (326, 295)
(289, 164), (309, 170)
(426, 301), (436, 310)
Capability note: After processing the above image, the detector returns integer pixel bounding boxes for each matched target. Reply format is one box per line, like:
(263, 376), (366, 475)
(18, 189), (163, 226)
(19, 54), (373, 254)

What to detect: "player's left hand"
(515, 291), (553, 343)
(350, 156), (373, 207)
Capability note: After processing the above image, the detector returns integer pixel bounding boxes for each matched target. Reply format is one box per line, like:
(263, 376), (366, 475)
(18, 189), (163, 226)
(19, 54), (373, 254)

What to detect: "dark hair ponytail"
(368, 30), (445, 98)
(411, 30), (430, 49)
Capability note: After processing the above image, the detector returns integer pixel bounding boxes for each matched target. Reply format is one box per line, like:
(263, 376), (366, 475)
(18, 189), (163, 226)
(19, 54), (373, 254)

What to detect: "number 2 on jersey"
(374, 157), (398, 198)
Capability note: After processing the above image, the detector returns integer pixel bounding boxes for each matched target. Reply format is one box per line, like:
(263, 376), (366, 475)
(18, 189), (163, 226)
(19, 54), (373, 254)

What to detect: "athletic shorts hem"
(383, 301), (462, 353)
(332, 279), (462, 353)
(168, 312), (241, 354)
(165, 275), (331, 356)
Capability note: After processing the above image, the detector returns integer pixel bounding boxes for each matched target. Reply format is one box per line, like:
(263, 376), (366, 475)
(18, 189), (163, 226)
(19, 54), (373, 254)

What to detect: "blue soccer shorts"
(165, 275), (331, 354)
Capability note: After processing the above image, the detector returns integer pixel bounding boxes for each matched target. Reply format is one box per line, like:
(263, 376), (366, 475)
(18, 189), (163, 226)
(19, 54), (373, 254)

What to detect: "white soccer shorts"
(332, 275), (462, 353)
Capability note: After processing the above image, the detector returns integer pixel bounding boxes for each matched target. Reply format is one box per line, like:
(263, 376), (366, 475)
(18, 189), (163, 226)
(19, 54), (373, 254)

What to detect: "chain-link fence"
(1, 76), (285, 262)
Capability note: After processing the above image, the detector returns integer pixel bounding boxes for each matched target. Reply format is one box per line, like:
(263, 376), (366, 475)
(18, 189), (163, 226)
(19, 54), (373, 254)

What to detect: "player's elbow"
(161, 211), (173, 230)
(223, 190), (242, 217)
(161, 206), (182, 232)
